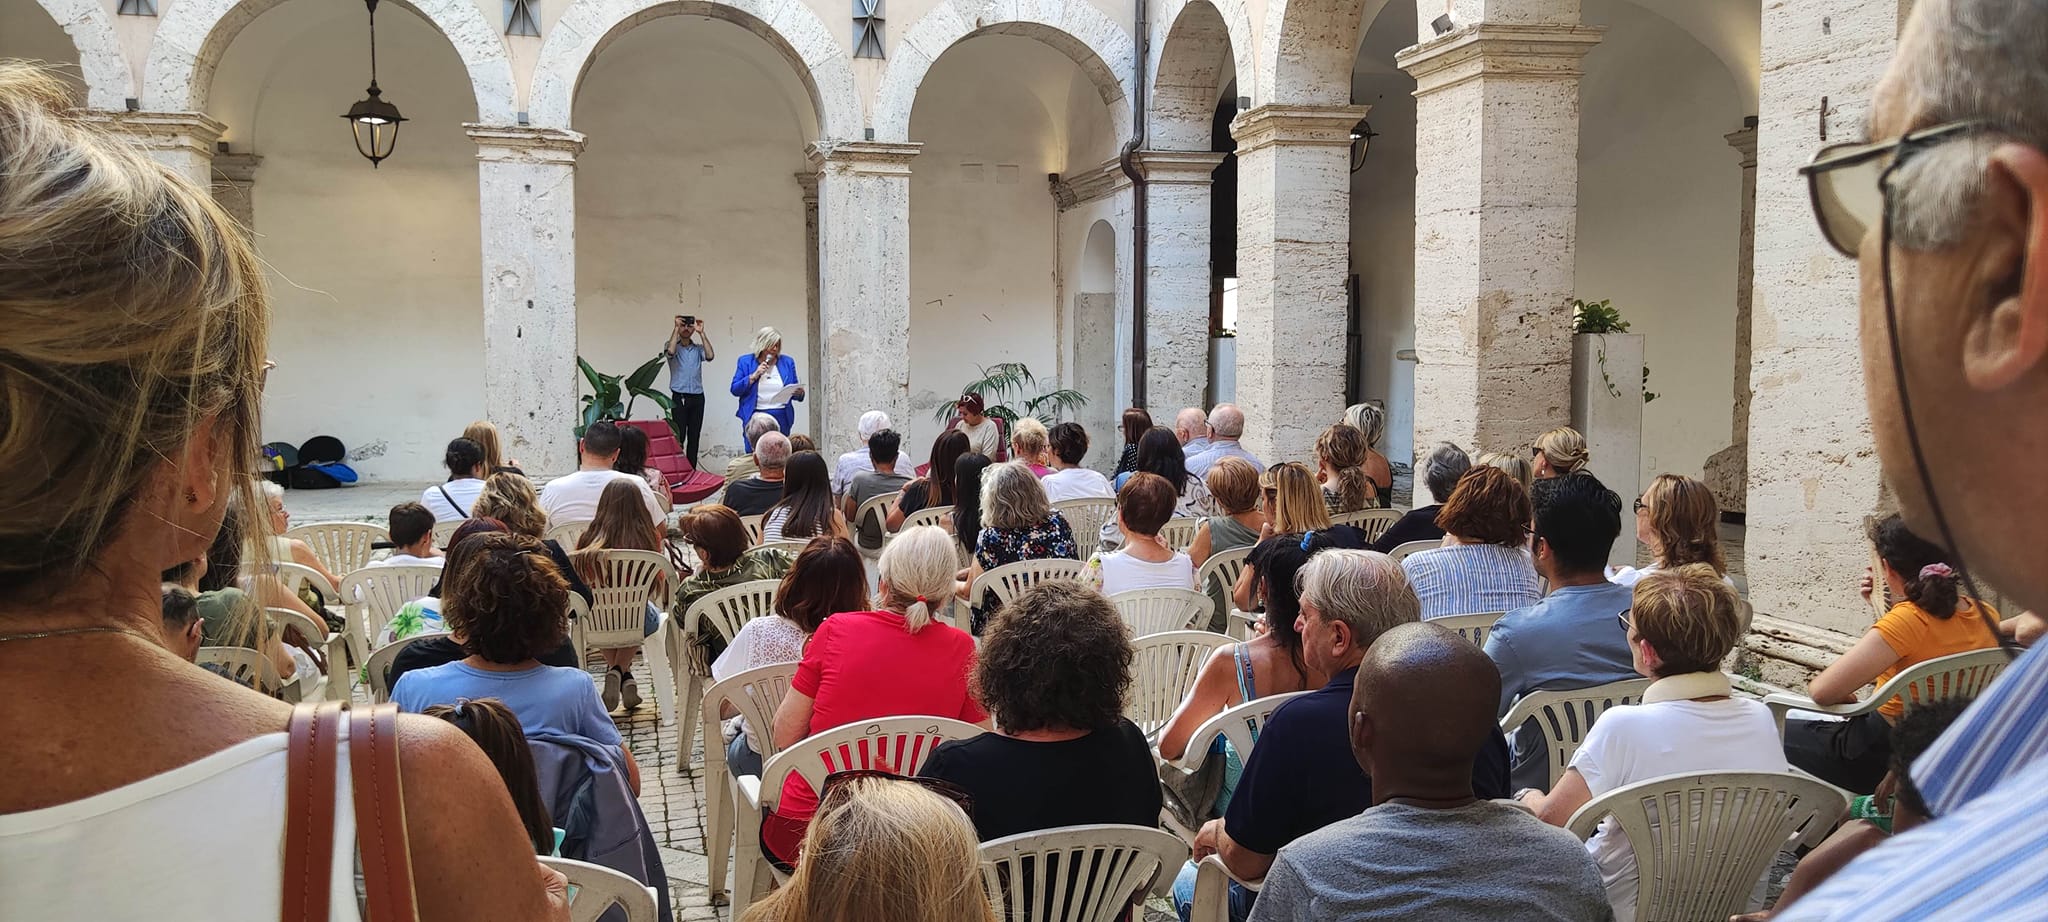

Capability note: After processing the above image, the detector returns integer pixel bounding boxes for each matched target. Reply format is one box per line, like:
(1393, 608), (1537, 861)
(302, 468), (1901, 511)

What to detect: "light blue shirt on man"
(666, 342), (706, 394)
(1187, 440), (1263, 478)
(1484, 580), (1637, 791)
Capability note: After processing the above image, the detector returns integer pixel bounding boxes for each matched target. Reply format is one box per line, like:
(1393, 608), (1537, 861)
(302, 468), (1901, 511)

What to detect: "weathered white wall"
(1576, 0), (1743, 484)
(213, 2), (485, 482)
(575, 15), (814, 464)
(1348, 0), (1417, 469)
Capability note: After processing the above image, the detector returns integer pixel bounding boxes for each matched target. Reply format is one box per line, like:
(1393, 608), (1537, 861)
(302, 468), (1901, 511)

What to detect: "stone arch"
(528, 0), (860, 140)
(142, 0), (517, 124)
(1150, 0), (1251, 150)
(29, 0), (130, 110)
(872, 0), (1136, 144)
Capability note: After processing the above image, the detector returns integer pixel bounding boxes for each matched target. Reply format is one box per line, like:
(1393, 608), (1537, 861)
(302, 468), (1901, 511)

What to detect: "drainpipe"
(1118, 0), (1151, 409)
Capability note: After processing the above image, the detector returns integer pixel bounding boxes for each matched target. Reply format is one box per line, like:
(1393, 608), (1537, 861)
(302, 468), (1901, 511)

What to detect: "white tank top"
(0, 731), (361, 920)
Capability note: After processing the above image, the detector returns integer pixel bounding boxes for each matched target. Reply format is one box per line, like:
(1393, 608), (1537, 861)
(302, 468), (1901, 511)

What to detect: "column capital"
(1229, 105), (1371, 155)
(1725, 124), (1758, 169)
(465, 124), (585, 164)
(81, 110), (226, 158)
(1131, 149), (1228, 183)
(211, 152), (263, 184)
(808, 140), (922, 176)
(1396, 23), (1605, 96)
(1053, 158), (1130, 210)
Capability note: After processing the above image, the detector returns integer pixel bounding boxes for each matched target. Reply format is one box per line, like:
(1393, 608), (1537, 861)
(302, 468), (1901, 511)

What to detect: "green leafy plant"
(576, 353), (672, 438)
(1642, 363), (1660, 404)
(933, 362), (1089, 426)
(1571, 298), (1630, 335)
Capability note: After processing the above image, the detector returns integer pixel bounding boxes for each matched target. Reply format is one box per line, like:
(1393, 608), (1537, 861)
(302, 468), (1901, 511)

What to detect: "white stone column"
(1133, 150), (1228, 421)
(797, 170), (823, 439)
(467, 125), (586, 477)
(1398, 23), (1602, 456)
(1230, 105), (1369, 463)
(812, 140), (921, 450)
(85, 110), (225, 188)
(209, 152), (262, 232)
(1703, 123), (1758, 515)
(1746, 2), (1902, 634)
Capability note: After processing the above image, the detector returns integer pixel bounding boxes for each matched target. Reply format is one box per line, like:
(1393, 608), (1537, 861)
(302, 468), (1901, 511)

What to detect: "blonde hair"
(1316, 425), (1371, 513)
(1008, 417), (1049, 464)
(980, 461), (1051, 530)
(742, 777), (995, 922)
(473, 472), (547, 538)
(1342, 403), (1386, 447)
(1476, 451), (1534, 492)
(0, 63), (271, 600)
(1643, 473), (1726, 573)
(1534, 427), (1590, 477)
(464, 420), (507, 471)
(752, 326), (783, 360)
(878, 526), (957, 632)
(1269, 462), (1331, 533)
(1630, 563), (1744, 676)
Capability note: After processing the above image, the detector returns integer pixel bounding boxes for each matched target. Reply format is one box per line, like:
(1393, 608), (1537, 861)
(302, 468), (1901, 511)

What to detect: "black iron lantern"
(1349, 118), (1378, 173)
(343, 0), (405, 167)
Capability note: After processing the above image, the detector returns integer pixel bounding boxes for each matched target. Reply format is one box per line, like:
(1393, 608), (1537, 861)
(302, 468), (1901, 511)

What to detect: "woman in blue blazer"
(730, 326), (803, 451)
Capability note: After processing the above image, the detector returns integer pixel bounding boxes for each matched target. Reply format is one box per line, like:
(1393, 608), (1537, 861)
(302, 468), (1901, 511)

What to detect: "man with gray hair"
(1172, 549), (1510, 921)
(1175, 407), (1212, 457)
(1370, 442), (1470, 552)
(832, 409), (896, 497)
(1188, 403), (1263, 477)
(722, 431), (789, 516)
(722, 412), (783, 482)
(1772, 2), (2048, 917)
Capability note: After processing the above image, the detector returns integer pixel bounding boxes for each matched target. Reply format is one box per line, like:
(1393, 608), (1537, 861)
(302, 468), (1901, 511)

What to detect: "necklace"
(0, 625), (157, 644)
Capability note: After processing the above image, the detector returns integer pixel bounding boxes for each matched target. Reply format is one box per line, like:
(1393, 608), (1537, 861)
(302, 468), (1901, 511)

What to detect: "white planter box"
(1209, 337), (1236, 405)
(1572, 333), (1646, 568)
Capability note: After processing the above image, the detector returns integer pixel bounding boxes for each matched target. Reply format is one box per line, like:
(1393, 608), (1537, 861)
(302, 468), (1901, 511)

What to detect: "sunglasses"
(1633, 498), (1648, 515)
(819, 769), (974, 816)
(1800, 120), (1986, 258)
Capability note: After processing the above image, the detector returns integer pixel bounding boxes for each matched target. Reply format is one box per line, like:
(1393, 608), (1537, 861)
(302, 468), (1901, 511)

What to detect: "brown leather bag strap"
(350, 703), (419, 922)
(282, 701), (345, 922)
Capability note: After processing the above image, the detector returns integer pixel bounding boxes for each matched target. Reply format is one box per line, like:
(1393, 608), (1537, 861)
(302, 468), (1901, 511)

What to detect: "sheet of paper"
(766, 384), (802, 404)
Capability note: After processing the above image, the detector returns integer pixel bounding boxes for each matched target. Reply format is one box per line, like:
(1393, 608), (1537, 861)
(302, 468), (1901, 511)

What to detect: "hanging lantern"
(342, 0), (405, 167)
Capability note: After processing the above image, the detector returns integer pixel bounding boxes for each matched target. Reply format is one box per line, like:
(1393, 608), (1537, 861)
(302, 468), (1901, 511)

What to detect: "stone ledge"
(1731, 612), (1858, 691)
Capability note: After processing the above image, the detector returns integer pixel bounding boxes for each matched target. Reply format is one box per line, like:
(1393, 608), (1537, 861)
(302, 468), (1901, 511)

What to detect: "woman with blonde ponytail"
(760, 525), (989, 865)
(1315, 424), (1374, 513)
(1532, 427), (1592, 480)
(0, 63), (568, 919)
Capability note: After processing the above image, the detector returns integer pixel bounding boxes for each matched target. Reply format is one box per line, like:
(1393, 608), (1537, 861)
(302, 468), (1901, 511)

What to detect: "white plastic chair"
(701, 661), (798, 905)
(1053, 498), (1118, 560)
(364, 631), (452, 703)
(979, 824), (1190, 921)
(1763, 647), (2010, 736)
(267, 606), (344, 702)
(336, 565), (441, 664)
(731, 716), (986, 917)
(677, 579), (783, 770)
(852, 490), (902, 556)
(1158, 690), (1309, 841)
(431, 518), (463, 548)
(1193, 546), (1252, 630)
(539, 856), (659, 922)
(1565, 771), (1849, 922)
(1126, 630), (1234, 740)
(197, 646), (296, 701)
(577, 549), (679, 723)
(1387, 539), (1440, 562)
(1111, 588), (1215, 636)
(1331, 508), (1402, 542)
(1159, 517), (1201, 553)
(738, 514), (765, 545)
(969, 558), (1086, 612)
(1430, 610), (1508, 647)
(1500, 678), (1654, 791)
(1189, 853), (1263, 922)
(903, 504), (954, 533)
(757, 539), (811, 557)
(273, 561), (339, 609)
(285, 522), (388, 576)
(544, 519), (592, 548)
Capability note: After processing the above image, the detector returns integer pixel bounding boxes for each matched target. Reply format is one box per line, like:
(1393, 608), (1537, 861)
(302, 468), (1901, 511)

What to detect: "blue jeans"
(725, 732), (763, 777)
(1171, 860), (1256, 922)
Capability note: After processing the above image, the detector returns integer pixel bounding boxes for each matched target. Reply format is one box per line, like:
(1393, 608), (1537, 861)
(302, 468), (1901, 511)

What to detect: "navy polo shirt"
(1222, 666), (1512, 855)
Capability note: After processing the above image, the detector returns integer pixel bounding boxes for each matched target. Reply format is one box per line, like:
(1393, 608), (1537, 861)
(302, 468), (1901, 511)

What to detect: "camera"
(679, 315), (696, 326)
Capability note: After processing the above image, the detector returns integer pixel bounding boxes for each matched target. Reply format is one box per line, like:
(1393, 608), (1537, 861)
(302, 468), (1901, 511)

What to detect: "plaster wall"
(1058, 200), (1134, 473)
(1348, 1), (1416, 469)
(4, 1), (89, 97)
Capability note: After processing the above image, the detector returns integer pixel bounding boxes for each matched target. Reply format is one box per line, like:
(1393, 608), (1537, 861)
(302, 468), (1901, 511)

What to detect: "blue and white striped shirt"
(1778, 641), (2047, 919)
(1400, 543), (1541, 620)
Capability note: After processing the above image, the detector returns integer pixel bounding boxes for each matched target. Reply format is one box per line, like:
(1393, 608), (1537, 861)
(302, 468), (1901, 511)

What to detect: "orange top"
(1871, 598), (2001, 720)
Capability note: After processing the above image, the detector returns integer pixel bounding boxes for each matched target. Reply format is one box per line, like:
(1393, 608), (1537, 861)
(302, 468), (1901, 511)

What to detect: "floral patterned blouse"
(970, 513), (1078, 630)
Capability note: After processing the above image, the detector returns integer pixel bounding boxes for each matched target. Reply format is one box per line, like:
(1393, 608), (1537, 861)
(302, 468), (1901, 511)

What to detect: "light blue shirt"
(1186, 441), (1264, 478)
(1485, 581), (1638, 716)
(666, 342), (706, 394)
(1181, 436), (1211, 458)
(1401, 544), (1542, 620)
(392, 660), (621, 747)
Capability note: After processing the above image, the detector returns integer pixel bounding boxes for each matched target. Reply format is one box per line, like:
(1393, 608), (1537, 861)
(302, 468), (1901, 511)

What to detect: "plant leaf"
(577, 356), (604, 393)
(625, 355), (665, 393)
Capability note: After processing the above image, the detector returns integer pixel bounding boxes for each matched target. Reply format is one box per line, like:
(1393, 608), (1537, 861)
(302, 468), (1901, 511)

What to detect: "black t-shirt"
(919, 719), (1163, 842)
(1369, 505), (1445, 553)
(723, 477), (784, 516)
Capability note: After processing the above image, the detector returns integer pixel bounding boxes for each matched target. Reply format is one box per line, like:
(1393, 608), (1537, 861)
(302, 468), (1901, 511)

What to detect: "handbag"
(282, 701), (419, 922)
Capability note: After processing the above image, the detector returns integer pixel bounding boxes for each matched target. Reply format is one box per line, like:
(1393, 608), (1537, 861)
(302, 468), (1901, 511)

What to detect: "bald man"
(1175, 407), (1211, 457)
(1249, 623), (1611, 922)
(1188, 404), (1263, 477)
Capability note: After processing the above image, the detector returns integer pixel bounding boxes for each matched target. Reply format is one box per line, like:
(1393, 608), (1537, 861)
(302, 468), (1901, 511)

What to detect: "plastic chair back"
(365, 630), (452, 703)
(198, 646), (292, 700)
(852, 490), (902, 550)
(739, 515), (765, 545)
(545, 519), (593, 548)
(1762, 646), (2010, 734)
(1388, 539), (1439, 563)
(1431, 610), (1508, 647)
(286, 522), (388, 576)
(541, 856), (660, 922)
(1053, 498), (1118, 560)
(979, 824), (1190, 922)
(337, 565), (442, 649)
(757, 716), (986, 814)
(1159, 517), (1201, 553)
(431, 519), (463, 548)
(970, 558), (1086, 611)
(903, 504), (954, 533)
(702, 662), (799, 765)
(1112, 588), (1215, 635)
(582, 550), (675, 651)
(1331, 508), (1402, 542)
(1193, 546), (1252, 627)
(1126, 630), (1234, 739)
(1175, 691), (1310, 773)
(1500, 678), (1654, 791)
(757, 539), (810, 556)
(682, 579), (782, 647)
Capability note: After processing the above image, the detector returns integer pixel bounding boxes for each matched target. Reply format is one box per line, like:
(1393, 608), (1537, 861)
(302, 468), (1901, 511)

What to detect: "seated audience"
(831, 410), (893, 496)
(465, 419), (524, 476)
(1010, 416), (1053, 477)
(763, 526), (988, 865)
(255, 480), (341, 591)
(1485, 474), (1634, 791)
(1250, 622), (1611, 922)
(887, 429), (969, 530)
(424, 436), (488, 521)
(1187, 404), (1262, 477)
(384, 517), (582, 690)
(725, 413), (783, 482)
(953, 392), (1003, 459)
(392, 532), (640, 792)
(1084, 473), (1196, 597)
(712, 537), (868, 776)
(164, 507), (308, 683)
(421, 697), (556, 856)
(959, 460), (1076, 632)
(1477, 451), (1535, 493)
(1040, 421), (1113, 503)
(614, 424), (672, 514)
(842, 428), (912, 552)
(1230, 464), (1365, 616)
(1190, 456), (1267, 568)
(1783, 515), (2000, 793)
(538, 420), (664, 526)
(1174, 407), (1212, 460)
(676, 504), (797, 667)
(788, 434), (817, 454)
(950, 452), (994, 552)
(1174, 549), (1510, 922)
(470, 472), (596, 606)
(919, 581), (1160, 840)
(1315, 424), (1376, 513)
(1112, 407), (1152, 479)
(763, 450), (849, 542)
(1520, 565), (1785, 922)
(742, 775), (997, 922)
(159, 585), (222, 676)
(1107, 427), (1216, 548)
(1532, 426), (1591, 480)
(1401, 467), (1540, 619)
(724, 432), (792, 517)
(1341, 403), (1396, 509)
(373, 501), (444, 568)
(1369, 443), (1470, 552)
(1610, 473), (1731, 588)
(572, 479), (672, 712)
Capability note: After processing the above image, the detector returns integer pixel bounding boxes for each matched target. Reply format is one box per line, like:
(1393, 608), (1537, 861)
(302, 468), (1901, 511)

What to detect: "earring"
(184, 488), (199, 505)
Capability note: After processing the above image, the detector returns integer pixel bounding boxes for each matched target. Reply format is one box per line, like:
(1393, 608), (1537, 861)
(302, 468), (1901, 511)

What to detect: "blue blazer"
(730, 353), (802, 422)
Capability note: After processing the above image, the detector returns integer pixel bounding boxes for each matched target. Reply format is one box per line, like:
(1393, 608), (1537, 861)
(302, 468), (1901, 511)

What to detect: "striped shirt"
(1777, 642), (2043, 919)
(1401, 543), (1542, 620)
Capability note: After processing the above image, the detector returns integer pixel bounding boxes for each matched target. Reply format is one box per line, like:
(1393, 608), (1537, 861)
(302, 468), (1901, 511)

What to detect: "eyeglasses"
(1800, 120), (1986, 257)
(819, 769), (974, 816)
(1617, 609), (1633, 634)
(1633, 498), (1648, 515)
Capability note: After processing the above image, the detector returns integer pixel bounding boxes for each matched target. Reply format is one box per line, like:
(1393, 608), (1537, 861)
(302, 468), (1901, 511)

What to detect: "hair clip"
(1300, 531), (1316, 552)
(1919, 562), (1955, 581)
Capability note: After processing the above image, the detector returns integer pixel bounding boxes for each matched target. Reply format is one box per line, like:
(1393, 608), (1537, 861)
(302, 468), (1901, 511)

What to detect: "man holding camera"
(664, 315), (716, 467)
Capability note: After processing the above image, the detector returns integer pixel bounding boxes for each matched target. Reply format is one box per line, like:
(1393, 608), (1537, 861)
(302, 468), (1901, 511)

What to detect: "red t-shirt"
(763, 609), (986, 861)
